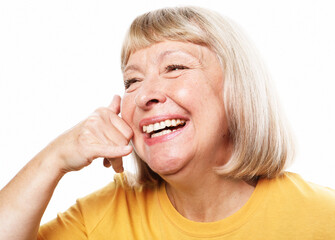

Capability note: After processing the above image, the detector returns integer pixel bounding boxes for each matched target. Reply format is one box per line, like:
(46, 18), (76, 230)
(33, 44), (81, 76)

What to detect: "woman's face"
(121, 41), (231, 178)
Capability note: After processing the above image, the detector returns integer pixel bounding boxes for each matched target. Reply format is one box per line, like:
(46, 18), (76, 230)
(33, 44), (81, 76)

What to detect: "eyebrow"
(123, 64), (142, 74)
(158, 50), (200, 63)
(123, 49), (202, 74)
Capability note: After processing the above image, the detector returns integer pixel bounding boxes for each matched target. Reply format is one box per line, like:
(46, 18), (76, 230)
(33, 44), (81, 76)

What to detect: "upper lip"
(139, 114), (189, 129)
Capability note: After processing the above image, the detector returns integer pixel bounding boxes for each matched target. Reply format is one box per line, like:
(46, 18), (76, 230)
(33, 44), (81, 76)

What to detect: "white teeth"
(142, 118), (186, 134)
(153, 122), (160, 131)
(165, 119), (171, 127)
(147, 124), (154, 133)
(151, 129), (172, 138)
(160, 121), (166, 129)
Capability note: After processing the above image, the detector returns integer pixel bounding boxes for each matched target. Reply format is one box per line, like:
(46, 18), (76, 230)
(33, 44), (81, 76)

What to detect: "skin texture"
(0, 41), (256, 239)
(122, 41), (230, 177)
(0, 96), (133, 239)
(122, 41), (255, 222)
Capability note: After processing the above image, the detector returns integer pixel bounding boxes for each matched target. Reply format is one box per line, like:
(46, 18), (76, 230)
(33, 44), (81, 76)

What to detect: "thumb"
(104, 157), (124, 173)
(108, 95), (121, 114)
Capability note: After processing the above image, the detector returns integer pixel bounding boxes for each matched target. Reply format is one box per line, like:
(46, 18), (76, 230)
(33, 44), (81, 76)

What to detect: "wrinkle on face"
(121, 41), (229, 179)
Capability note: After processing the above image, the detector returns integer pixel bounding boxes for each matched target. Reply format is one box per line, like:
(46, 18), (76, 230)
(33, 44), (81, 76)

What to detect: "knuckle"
(84, 115), (101, 128)
(77, 129), (91, 144)
(119, 138), (129, 146)
(85, 116), (97, 124)
(95, 107), (111, 117)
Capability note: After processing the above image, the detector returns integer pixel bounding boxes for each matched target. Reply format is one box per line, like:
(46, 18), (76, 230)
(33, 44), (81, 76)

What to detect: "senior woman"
(1, 6), (335, 240)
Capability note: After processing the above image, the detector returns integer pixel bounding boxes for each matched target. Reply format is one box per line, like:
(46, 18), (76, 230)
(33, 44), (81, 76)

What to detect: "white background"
(0, 0), (334, 224)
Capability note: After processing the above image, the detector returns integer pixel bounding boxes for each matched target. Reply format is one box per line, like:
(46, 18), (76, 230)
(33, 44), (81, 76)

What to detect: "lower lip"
(144, 122), (188, 146)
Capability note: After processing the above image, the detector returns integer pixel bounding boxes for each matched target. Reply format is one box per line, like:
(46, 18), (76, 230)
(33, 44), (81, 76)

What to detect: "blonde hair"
(121, 6), (295, 184)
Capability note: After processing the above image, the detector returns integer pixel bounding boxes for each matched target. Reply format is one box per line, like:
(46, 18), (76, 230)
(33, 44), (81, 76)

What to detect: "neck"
(164, 172), (257, 222)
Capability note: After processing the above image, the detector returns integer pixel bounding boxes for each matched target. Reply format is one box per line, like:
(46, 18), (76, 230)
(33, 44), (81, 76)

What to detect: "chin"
(145, 156), (188, 176)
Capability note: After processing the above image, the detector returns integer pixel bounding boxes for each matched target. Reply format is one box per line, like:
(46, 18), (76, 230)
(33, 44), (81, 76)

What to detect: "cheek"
(173, 78), (215, 113)
(172, 78), (204, 106)
(174, 87), (190, 101)
(174, 77), (226, 130)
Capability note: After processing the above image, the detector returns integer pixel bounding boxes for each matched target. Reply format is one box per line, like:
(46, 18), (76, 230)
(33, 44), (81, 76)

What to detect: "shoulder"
(269, 172), (335, 204)
(76, 172), (152, 232)
(255, 172), (335, 237)
(39, 172), (158, 239)
(78, 172), (144, 209)
(260, 172), (335, 234)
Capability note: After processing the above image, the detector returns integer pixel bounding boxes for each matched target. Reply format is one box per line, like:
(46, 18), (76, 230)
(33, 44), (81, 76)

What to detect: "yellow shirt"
(38, 172), (335, 239)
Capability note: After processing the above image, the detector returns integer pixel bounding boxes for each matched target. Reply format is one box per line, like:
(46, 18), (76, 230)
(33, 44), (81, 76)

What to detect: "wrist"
(33, 143), (68, 181)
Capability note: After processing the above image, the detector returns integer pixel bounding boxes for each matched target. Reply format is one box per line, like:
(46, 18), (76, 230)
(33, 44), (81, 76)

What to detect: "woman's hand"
(49, 95), (133, 173)
(0, 95), (133, 240)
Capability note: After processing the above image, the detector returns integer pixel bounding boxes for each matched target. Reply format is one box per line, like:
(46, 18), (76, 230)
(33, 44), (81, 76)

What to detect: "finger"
(107, 115), (133, 141)
(108, 95), (121, 114)
(103, 158), (112, 168)
(108, 157), (124, 173)
(92, 144), (132, 159)
(87, 119), (128, 145)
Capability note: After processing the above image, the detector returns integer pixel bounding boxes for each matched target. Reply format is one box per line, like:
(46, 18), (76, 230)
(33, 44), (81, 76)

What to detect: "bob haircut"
(121, 6), (295, 184)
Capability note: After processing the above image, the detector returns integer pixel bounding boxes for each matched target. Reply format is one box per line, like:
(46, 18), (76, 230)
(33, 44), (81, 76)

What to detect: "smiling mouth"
(142, 119), (186, 138)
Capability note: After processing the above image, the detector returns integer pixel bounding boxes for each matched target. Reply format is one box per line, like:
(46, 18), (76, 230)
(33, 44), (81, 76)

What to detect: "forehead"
(124, 41), (206, 71)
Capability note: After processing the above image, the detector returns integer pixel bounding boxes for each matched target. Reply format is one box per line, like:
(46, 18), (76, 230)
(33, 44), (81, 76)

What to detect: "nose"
(135, 82), (167, 110)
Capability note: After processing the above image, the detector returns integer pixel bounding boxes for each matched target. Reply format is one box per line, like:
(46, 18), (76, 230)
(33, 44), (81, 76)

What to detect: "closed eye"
(165, 64), (189, 72)
(124, 78), (140, 89)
